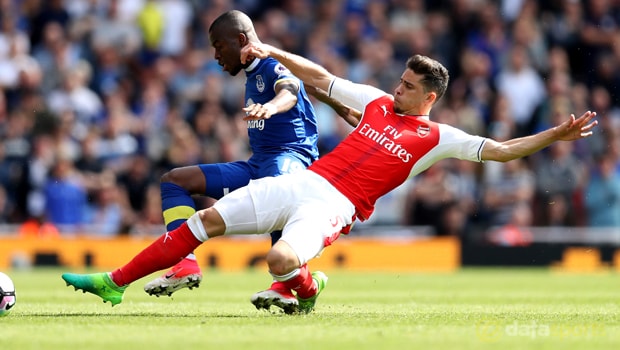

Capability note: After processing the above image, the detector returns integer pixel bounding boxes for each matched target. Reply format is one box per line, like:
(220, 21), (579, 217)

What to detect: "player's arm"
(243, 79), (299, 120)
(241, 43), (335, 93)
(305, 84), (361, 128)
(481, 111), (597, 162)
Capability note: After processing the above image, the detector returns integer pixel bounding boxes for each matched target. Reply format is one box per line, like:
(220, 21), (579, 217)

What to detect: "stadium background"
(0, 0), (619, 270)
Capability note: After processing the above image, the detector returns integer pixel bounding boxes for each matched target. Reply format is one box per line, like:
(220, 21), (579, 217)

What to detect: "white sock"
(270, 268), (300, 282)
(187, 213), (209, 242)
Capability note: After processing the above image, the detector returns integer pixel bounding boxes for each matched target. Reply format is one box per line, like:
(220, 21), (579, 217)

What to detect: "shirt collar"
(245, 57), (260, 72)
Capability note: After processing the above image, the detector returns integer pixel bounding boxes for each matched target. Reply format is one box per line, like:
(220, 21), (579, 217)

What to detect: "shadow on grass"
(22, 310), (296, 318)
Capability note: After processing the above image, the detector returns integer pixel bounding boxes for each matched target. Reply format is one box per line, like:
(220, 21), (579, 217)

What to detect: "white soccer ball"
(0, 272), (16, 316)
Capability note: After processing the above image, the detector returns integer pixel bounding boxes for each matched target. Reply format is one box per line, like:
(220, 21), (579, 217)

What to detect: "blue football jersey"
(244, 57), (319, 161)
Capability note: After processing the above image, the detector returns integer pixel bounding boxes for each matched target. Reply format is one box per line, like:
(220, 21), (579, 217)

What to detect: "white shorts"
(213, 170), (356, 265)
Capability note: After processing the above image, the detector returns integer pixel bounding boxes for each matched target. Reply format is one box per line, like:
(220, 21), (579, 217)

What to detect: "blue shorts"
(199, 151), (314, 200)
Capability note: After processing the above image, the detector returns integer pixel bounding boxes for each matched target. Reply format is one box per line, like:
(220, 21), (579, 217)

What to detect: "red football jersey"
(309, 79), (487, 220)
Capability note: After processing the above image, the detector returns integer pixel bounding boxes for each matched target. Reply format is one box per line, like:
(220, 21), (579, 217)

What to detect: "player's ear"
(426, 91), (437, 104)
(238, 32), (248, 46)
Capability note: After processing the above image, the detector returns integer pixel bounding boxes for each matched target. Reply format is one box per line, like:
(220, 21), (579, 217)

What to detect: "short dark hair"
(406, 55), (449, 102)
(209, 10), (255, 38)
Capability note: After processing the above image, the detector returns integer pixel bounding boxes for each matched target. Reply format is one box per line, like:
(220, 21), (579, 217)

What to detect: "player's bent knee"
(196, 208), (226, 238)
(161, 166), (205, 193)
(266, 242), (300, 275)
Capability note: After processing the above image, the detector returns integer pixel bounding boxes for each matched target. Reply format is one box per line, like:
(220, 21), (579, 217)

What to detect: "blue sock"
(161, 182), (196, 232)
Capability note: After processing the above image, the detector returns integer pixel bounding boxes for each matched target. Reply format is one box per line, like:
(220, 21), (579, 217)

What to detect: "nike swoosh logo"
(165, 272), (177, 279)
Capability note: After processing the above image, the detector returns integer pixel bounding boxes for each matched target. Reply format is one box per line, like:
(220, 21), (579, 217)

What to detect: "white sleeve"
(437, 123), (487, 162)
(327, 77), (387, 112)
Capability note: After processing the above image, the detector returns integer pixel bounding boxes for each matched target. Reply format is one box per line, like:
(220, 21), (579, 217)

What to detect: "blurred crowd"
(0, 0), (620, 242)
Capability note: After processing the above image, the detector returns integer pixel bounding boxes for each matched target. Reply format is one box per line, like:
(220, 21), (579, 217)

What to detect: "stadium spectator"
(403, 162), (461, 234)
(31, 21), (82, 94)
(480, 157), (536, 227)
(531, 140), (586, 226)
(487, 202), (534, 247)
(465, 1), (509, 80)
(89, 0), (142, 59)
(0, 184), (9, 223)
(444, 158), (482, 232)
(543, 0), (583, 58)
(93, 103), (139, 173)
(24, 134), (56, 221)
(116, 154), (154, 221)
(584, 151), (620, 227)
(495, 43), (547, 136)
(46, 61), (104, 133)
(584, 85), (620, 159)
(531, 71), (573, 134)
(156, 0), (192, 57)
(510, 2), (549, 73)
(450, 47), (495, 125)
(0, 13), (30, 60)
(132, 78), (169, 150)
(0, 17), (40, 96)
(27, 0), (71, 49)
(579, 0), (620, 78)
(480, 94), (517, 184)
(167, 49), (209, 117)
(86, 172), (127, 236)
(136, 0), (164, 65)
(43, 155), (88, 233)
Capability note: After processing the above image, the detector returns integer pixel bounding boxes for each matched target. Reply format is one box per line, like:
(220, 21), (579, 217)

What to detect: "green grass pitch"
(1, 268), (618, 350)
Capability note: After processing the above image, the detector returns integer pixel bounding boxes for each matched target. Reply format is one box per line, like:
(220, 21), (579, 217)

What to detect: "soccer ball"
(0, 272), (16, 316)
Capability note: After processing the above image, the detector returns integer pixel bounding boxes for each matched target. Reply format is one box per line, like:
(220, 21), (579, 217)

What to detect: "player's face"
(393, 69), (432, 115)
(209, 27), (245, 76)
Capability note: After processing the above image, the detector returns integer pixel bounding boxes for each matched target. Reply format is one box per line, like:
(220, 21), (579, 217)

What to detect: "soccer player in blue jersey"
(143, 10), (360, 313)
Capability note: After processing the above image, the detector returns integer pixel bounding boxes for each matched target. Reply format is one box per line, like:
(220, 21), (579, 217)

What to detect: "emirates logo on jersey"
(417, 125), (431, 138)
(358, 123), (413, 163)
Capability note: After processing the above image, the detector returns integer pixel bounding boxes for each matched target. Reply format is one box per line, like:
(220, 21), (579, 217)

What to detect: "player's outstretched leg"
(296, 271), (328, 314)
(143, 257), (202, 297)
(145, 180), (203, 297)
(62, 272), (126, 306)
(63, 221), (204, 304)
(250, 282), (298, 315)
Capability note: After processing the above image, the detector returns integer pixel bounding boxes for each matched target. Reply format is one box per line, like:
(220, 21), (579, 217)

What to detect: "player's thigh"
(213, 174), (298, 235)
(199, 161), (252, 199)
(279, 206), (349, 266)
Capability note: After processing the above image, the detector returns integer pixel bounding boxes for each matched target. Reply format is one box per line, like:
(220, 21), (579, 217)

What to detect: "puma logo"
(163, 232), (173, 243)
(380, 105), (388, 117)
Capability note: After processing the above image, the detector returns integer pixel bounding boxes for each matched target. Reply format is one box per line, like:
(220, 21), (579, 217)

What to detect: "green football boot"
(62, 272), (126, 306)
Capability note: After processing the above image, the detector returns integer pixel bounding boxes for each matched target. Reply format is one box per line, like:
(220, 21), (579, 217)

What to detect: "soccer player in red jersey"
(62, 43), (597, 314)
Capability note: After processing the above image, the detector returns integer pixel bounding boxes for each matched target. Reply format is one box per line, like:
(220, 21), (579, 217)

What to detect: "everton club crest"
(256, 75), (265, 92)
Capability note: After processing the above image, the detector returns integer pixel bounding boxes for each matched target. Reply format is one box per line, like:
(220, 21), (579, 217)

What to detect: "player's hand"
(555, 111), (598, 141)
(241, 43), (272, 64)
(242, 103), (277, 121)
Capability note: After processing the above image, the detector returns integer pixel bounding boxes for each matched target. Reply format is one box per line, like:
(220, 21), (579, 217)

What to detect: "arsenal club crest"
(417, 125), (431, 138)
